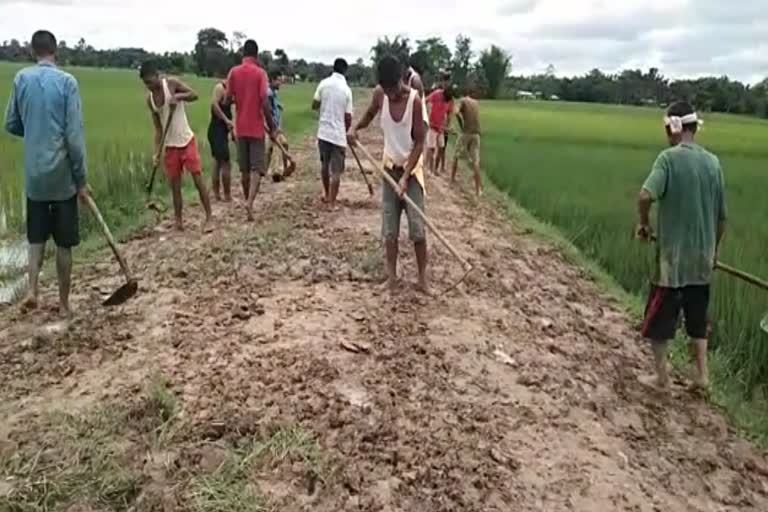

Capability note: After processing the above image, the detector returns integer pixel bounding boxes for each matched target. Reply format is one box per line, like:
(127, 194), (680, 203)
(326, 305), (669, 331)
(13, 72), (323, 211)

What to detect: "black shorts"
(237, 137), (266, 175)
(641, 285), (710, 342)
(207, 122), (230, 162)
(26, 195), (80, 248)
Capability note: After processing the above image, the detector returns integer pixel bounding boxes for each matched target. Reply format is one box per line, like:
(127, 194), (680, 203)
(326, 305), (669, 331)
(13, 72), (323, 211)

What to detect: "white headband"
(664, 113), (702, 134)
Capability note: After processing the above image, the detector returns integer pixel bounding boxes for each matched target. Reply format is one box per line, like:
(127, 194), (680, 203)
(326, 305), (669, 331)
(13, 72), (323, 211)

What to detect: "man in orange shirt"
(226, 39), (276, 221)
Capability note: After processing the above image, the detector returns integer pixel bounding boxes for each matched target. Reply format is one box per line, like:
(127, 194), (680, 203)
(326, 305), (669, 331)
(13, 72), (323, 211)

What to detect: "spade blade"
(103, 279), (138, 307)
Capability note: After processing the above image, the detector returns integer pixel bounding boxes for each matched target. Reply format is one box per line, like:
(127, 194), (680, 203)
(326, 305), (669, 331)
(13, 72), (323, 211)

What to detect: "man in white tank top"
(140, 60), (213, 232)
(348, 55), (429, 293)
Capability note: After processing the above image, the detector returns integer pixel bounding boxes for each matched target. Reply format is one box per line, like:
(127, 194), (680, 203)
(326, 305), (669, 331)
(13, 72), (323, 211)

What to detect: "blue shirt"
(4, 61), (87, 202)
(267, 86), (281, 129)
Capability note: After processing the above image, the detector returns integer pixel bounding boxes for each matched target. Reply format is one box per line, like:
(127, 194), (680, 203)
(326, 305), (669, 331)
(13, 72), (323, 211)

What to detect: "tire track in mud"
(1, 110), (768, 511)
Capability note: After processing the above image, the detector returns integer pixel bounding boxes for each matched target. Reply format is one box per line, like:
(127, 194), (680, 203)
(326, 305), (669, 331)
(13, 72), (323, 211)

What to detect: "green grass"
(0, 61), (317, 242)
(481, 99), (768, 434)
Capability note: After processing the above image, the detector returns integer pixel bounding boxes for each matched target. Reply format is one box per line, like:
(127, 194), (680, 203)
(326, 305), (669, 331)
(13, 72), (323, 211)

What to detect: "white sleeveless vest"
(149, 78), (194, 148)
(380, 89), (418, 167)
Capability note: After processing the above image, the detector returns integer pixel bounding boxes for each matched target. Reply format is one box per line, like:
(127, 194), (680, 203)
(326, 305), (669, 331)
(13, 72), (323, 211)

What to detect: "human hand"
(77, 186), (89, 201)
(398, 175), (409, 197)
(635, 223), (653, 242)
(152, 152), (160, 167)
(169, 95), (182, 106)
(346, 129), (358, 146)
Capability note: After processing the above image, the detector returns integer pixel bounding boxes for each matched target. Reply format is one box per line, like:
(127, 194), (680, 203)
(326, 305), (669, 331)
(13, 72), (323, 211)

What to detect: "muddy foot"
(415, 281), (433, 297)
(202, 219), (214, 234)
(638, 374), (671, 394)
(174, 220), (185, 232)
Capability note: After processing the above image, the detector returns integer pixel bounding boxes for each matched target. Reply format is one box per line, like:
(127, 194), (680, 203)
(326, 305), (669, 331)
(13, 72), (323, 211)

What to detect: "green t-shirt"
(643, 143), (726, 288)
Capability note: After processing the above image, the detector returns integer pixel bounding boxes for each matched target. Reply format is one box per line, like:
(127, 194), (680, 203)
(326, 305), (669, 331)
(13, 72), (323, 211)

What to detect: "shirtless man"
(140, 60), (213, 231)
(348, 55), (428, 292)
(452, 88), (482, 197)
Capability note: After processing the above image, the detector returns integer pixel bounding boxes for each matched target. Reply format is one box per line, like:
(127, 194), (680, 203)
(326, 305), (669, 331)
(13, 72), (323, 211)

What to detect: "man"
(425, 81), (454, 175)
(141, 60), (213, 232)
(636, 101), (727, 391)
(266, 70), (290, 179)
(4, 30), (87, 317)
(405, 58), (429, 130)
(435, 73), (453, 174)
(226, 39), (276, 220)
(312, 58), (353, 209)
(348, 55), (428, 293)
(207, 78), (233, 201)
(451, 88), (482, 197)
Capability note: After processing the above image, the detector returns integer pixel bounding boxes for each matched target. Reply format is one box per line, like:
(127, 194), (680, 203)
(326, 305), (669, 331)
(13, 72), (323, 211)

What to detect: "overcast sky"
(1, 0), (766, 83)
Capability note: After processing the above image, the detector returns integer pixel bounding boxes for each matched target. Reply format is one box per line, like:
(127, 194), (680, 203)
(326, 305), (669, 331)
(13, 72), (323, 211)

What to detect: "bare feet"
(246, 209), (255, 222)
(223, 195), (232, 203)
(174, 221), (185, 232)
(320, 194), (329, 204)
(638, 374), (671, 393)
(202, 218), (214, 233)
(415, 280), (432, 296)
(59, 304), (73, 320)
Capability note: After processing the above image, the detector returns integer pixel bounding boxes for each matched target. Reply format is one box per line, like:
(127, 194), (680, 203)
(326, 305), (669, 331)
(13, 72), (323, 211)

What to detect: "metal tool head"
(272, 173), (285, 183)
(103, 279), (138, 306)
(284, 158), (297, 178)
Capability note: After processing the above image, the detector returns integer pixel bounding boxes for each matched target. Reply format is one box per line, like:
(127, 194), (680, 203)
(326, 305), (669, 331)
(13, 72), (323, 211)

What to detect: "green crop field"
(0, 61), (317, 241)
(481, 99), (768, 394)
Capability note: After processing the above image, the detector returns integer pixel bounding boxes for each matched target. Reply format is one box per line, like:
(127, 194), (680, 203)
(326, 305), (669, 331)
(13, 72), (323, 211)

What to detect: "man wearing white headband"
(636, 101), (727, 392)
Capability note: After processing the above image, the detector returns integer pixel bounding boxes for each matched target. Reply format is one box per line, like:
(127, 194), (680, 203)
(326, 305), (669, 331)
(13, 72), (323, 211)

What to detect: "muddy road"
(1, 119), (767, 511)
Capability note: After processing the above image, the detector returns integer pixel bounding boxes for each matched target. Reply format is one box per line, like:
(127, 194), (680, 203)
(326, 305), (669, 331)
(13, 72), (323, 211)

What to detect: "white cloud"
(0, 0), (765, 83)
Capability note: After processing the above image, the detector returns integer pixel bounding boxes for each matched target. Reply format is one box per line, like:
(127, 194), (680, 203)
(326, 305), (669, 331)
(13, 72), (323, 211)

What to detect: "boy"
(140, 60), (213, 232)
(348, 55), (428, 293)
(451, 88), (482, 197)
(266, 70), (290, 179)
(636, 101), (727, 391)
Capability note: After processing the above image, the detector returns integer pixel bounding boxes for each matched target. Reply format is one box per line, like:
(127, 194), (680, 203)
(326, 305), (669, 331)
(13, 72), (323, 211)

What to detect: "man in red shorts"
(227, 39), (276, 221)
(140, 60), (213, 232)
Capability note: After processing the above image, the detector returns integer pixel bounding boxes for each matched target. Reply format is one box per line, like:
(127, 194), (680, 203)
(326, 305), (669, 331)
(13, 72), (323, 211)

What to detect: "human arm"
(211, 83), (233, 129)
(147, 96), (164, 162)
(411, 74), (424, 98)
(312, 82), (322, 111)
(64, 77), (87, 197)
(347, 86), (383, 144)
(261, 73), (275, 135)
(636, 153), (668, 240)
(168, 77), (198, 104)
(4, 77), (23, 137)
(715, 165), (727, 261)
(344, 87), (353, 132)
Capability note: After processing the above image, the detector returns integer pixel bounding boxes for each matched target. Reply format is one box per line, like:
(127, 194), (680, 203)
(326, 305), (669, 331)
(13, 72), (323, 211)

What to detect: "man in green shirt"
(636, 101), (727, 391)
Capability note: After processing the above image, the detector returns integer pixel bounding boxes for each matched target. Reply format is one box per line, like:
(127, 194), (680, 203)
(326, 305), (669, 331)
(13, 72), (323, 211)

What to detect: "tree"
(259, 50), (273, 69)
(451, 34), (473, 91)
(274, 48), (290, 74)
(476, 45), (510, 99)
(194, 28), (230, 77)
(230, 31), (247, 53)
(415, 37), (452, 87)
(371, 35), (410, 68)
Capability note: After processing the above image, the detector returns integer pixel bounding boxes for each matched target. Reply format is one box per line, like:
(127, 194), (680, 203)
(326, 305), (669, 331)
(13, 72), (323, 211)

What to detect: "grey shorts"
(382, 167), (426, 243)
(237, 137), (266, 175)
(318, 139), (345, 179)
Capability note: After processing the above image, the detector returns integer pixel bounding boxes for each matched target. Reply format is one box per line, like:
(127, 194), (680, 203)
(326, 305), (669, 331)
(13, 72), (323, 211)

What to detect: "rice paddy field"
(0, 61), (317, 240)
(482, 99), (768, 395)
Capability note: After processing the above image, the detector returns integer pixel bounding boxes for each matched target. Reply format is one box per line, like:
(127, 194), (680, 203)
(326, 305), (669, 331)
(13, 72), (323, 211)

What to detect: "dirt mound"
(1, 119), (767, 511)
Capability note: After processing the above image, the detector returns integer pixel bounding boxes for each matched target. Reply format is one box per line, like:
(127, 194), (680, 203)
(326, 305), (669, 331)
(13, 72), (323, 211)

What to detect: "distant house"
(516, 90), (535, 100)
(549, 94), (560, 101)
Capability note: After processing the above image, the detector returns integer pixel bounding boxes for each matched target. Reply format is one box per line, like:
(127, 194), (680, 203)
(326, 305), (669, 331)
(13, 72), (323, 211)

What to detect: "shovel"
(354, 141), (474, 295)
(83, 193), (138, 306)
(145, 104), (177, 210)
(349, 144), (375, 197)
(266, 126), (297, 182)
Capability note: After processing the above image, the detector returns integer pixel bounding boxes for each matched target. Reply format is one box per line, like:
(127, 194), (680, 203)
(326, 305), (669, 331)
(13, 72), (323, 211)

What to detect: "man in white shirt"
(312, 58), (353, 209)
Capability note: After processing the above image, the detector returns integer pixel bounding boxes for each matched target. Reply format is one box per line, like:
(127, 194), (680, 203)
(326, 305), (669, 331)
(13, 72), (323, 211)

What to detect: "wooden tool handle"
(349, 145), (375, 196)
(355, 142), (472, 272)
(147, 104), (178, 194)
(716, 262), (768, 291)
(84, 194), (132, 281)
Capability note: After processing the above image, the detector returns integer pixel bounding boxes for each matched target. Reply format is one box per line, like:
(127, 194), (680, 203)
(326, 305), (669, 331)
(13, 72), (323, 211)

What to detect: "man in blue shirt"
(266, 71), (290, 179)
(4, 30), (88, 318)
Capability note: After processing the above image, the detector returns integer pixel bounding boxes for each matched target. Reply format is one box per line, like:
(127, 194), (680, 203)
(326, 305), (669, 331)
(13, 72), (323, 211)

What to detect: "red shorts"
(164, 136), (202, 180)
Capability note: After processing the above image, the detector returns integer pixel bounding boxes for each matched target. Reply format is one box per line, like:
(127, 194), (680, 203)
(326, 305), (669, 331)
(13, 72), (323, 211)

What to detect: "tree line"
(2, 31), (766, 117)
